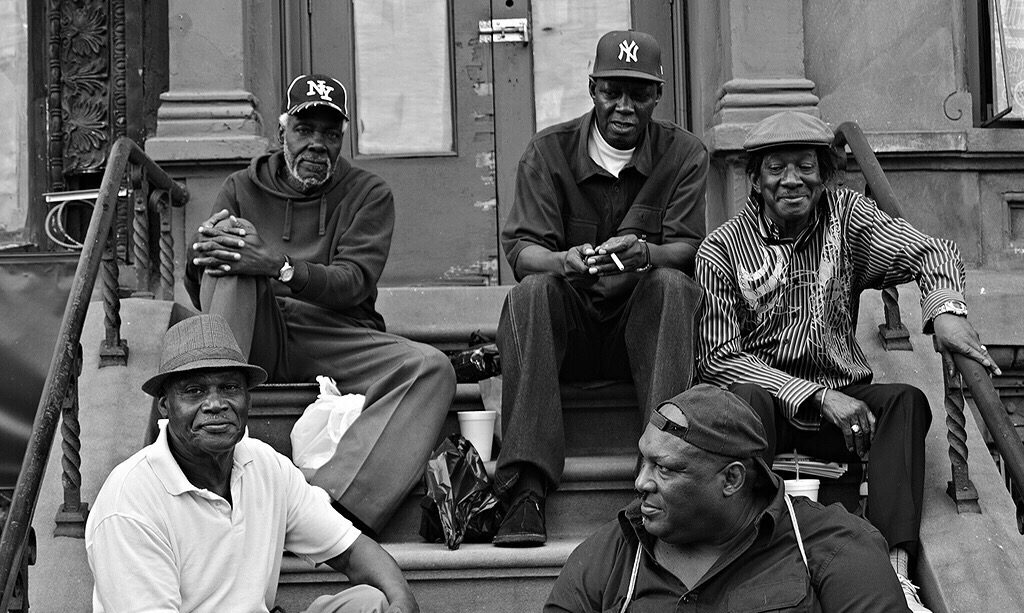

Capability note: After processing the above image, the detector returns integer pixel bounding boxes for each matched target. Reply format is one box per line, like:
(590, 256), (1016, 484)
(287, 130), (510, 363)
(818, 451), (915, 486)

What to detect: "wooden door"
(300, 0), (681, 286)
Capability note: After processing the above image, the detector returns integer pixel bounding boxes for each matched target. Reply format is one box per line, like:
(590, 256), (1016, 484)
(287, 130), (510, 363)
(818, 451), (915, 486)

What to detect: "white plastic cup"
(457, 410), (497, 462)
(784, 478), (821, 502)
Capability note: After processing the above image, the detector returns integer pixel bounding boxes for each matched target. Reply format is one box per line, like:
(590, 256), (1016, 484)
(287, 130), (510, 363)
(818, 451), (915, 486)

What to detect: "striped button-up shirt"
(696, 187), (965, 429)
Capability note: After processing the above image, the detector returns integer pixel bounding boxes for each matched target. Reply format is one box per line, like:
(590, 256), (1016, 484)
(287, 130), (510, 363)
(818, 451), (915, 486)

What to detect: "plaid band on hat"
(141, 314), (267, 396)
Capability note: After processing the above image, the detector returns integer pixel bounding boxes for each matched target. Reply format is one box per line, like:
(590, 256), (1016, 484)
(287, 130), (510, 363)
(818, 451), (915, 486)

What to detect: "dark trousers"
(494, 269), (701, 495)
(199, 274), (456, 533)
(732, 382), (931, 552)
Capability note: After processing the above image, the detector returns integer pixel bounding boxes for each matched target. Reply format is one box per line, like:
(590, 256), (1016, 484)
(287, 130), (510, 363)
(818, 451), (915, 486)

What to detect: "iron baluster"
(55, 343), (89, 537)
(99, 225), (129, 367)
(131, 164), (153, 298)
(943, 365), (981, 513)
(153, 189), (175, 300)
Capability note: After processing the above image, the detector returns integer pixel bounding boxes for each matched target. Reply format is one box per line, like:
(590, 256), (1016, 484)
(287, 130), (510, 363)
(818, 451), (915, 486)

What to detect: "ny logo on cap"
(306, 79), (335, 101)
(617, 39), (639, 63)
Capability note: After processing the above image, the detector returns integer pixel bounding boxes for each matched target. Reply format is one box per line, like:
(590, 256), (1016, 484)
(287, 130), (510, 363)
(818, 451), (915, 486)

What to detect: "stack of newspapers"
(771, 453), (848, 479)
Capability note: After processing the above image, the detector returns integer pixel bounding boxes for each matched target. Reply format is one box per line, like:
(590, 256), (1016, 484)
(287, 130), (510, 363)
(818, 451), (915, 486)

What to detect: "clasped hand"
(191, 209), (279, 277)
(562, 234), (646, 277)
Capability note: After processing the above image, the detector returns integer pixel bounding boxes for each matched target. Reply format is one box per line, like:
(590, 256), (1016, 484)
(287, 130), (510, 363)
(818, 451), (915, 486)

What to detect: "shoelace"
(898, 575), (929, 610)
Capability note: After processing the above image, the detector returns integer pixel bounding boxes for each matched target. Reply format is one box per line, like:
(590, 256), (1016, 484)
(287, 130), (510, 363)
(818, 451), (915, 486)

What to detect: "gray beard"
(283, 147), (333, 193)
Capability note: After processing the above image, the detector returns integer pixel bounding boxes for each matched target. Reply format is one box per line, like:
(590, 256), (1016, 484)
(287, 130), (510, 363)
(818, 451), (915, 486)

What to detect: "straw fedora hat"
(141, 314), (268, 396)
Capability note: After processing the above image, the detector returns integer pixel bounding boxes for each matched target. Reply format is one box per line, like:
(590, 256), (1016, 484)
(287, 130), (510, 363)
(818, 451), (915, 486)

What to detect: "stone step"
(275, 539), (583, 613)
(246, 380), (641, 460)
(379, 454), (636, 543)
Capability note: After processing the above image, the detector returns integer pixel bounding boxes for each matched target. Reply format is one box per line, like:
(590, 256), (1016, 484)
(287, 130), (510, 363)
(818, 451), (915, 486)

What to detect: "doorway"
(291, 0), (682, 285)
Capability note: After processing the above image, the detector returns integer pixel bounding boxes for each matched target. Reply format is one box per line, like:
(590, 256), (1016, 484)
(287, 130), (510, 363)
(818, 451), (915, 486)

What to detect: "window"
(351, 0), (454, 156)
(970, 0), (1024, 126)
(0, 0), (29, 247)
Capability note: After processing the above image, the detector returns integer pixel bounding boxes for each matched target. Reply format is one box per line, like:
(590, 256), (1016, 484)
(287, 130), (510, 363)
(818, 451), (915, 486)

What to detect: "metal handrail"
(833, 121), (913, 351)
(0, 138), (188, 606)
(834, 123), (1022, 518)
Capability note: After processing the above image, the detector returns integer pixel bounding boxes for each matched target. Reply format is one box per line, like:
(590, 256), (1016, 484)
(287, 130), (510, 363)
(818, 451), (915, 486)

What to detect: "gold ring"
(850, 424), (862, 434)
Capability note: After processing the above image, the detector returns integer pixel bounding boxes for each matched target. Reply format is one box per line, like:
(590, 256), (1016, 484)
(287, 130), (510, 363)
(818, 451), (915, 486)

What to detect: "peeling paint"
(475, 152), (495, 170)
(474, 198), (497, 211)
(474, 82), (493, 96)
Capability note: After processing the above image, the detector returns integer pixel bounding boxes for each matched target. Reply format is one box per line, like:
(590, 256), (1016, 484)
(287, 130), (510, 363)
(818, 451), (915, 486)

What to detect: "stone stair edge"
(280, 538), (584, 575)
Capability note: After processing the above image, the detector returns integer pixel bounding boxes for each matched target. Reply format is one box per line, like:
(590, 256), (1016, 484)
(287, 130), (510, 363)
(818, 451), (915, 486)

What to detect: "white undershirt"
(588, 120), (635, 178)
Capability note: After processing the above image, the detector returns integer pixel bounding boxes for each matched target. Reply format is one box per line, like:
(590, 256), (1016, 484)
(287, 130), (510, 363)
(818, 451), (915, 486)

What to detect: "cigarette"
(610, 253), (625, 271)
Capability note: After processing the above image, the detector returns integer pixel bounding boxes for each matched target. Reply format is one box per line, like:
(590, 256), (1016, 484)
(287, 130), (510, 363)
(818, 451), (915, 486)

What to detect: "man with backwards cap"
(695, 111), (998, 612)
(545, 385), (910, 612)
(184, 74), (456, 536)
(493, 30), (707, 547)
(86, 314), (418, 612)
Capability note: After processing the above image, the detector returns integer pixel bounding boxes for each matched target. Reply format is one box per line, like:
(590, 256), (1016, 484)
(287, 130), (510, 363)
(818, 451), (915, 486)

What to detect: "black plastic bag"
(447, 343), (501, 383)
(420, 434), (502, 549)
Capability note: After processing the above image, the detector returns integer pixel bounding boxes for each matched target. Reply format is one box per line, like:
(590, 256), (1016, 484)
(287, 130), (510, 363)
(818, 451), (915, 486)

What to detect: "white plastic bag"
(291, 376), (364, 479)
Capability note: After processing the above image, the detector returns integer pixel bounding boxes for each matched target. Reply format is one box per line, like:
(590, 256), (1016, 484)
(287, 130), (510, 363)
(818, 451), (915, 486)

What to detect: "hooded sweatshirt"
(185, 151), (394, 331)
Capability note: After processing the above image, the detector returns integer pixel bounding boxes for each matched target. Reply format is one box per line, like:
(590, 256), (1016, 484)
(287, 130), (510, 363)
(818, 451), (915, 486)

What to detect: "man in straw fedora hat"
(86, 314), (418, 613)
(546, 385), (909, 612)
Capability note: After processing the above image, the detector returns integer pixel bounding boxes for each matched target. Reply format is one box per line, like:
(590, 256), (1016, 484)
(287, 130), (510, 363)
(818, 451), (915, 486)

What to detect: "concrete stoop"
(274, 541), (580, 613)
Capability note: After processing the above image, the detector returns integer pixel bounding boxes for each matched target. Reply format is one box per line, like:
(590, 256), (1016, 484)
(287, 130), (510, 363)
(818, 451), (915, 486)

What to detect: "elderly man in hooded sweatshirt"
(185, 73), (456, 536)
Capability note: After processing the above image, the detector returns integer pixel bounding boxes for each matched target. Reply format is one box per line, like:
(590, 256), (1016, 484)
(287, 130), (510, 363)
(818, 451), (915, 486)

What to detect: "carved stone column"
(146, 0), (267, 162)
(702, 0), (821, 222)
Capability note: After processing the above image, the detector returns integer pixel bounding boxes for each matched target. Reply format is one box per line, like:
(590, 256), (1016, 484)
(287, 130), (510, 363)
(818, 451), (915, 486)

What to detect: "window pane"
(352, 0), (453, 155)
(532, 0), (631, 131)
(0, 0), (28, 247)
(992, 0), (1024, 119)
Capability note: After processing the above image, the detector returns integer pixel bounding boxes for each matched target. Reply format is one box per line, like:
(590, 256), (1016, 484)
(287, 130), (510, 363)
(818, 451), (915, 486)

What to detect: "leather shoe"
(493, 491), (546, 547)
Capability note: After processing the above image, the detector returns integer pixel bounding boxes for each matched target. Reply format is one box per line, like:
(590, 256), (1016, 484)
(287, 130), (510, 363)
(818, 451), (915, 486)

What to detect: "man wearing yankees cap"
(493, 30), (707, 546)
(545, 385), (910, 612)
(184, 74), (456, 536)
(695, 111), (997, 612)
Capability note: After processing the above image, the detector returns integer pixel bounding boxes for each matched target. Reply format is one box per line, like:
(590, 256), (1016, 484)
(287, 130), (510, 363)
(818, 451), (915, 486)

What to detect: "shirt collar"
(747, 189), (831, 249)
(571, 110), (654, 183)
(146, 419), (255, 497)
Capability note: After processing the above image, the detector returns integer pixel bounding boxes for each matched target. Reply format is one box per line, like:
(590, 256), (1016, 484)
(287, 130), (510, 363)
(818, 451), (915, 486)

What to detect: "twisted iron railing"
(837, 122), (1024, 521)
(0, 137), (188, 608)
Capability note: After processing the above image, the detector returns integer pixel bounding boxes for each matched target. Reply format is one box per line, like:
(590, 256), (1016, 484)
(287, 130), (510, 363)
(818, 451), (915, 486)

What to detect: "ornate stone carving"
(59, 0), (111, 174)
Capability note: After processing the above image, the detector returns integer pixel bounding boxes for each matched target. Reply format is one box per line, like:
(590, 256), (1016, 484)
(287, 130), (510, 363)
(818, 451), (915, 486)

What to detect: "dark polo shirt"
(501, 111), (707, 312)
(545, 486), (909, 612)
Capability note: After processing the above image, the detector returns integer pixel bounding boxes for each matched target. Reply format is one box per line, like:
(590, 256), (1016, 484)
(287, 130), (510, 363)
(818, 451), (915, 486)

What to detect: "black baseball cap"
(285, 74), (349, 119)
(649, 384), (774, 479)
(589, 30), (665, 84)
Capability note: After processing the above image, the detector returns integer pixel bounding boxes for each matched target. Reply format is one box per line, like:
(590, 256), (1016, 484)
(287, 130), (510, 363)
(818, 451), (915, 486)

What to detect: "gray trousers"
(493, 269), (702, 495)
(200, 273), (456, 533)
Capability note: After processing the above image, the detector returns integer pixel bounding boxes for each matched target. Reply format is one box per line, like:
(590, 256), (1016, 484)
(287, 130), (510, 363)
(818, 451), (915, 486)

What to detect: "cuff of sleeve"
(777, 378), (826, 420)
(921, 289), (967, 333)
(286, 260), (312, 295)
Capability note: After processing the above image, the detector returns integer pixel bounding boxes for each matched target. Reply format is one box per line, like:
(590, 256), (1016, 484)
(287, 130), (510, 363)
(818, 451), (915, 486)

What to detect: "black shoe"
(493, 491), (546, 547)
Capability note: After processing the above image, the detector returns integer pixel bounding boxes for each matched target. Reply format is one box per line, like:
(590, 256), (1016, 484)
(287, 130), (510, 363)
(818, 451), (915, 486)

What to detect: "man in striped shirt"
(695, 111), (999, 613)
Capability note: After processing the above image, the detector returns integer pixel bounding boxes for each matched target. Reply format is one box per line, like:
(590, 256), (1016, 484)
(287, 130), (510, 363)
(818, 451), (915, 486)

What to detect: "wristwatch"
(278, 255), (295, 283)
(934, 299), (968, 318)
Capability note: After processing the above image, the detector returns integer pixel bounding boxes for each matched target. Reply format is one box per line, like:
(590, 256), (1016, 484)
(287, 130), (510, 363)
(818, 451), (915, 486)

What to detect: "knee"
(499, 273), (569, 333)
(729, 383), (775, 422)
(509, 273), (566, 301)
(886, 384), (932, 428)
(330, 584), (389, 613)
(416, 345), (456, 388)
(635, 268), (700, 303)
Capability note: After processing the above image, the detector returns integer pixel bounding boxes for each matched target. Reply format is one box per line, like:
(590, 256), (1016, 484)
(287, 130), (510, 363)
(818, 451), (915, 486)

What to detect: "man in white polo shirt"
(85, 314), (417, 613)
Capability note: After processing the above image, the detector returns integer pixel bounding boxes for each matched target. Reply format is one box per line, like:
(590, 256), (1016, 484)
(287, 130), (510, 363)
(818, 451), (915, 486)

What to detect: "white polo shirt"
(85, 422), (360, 613)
